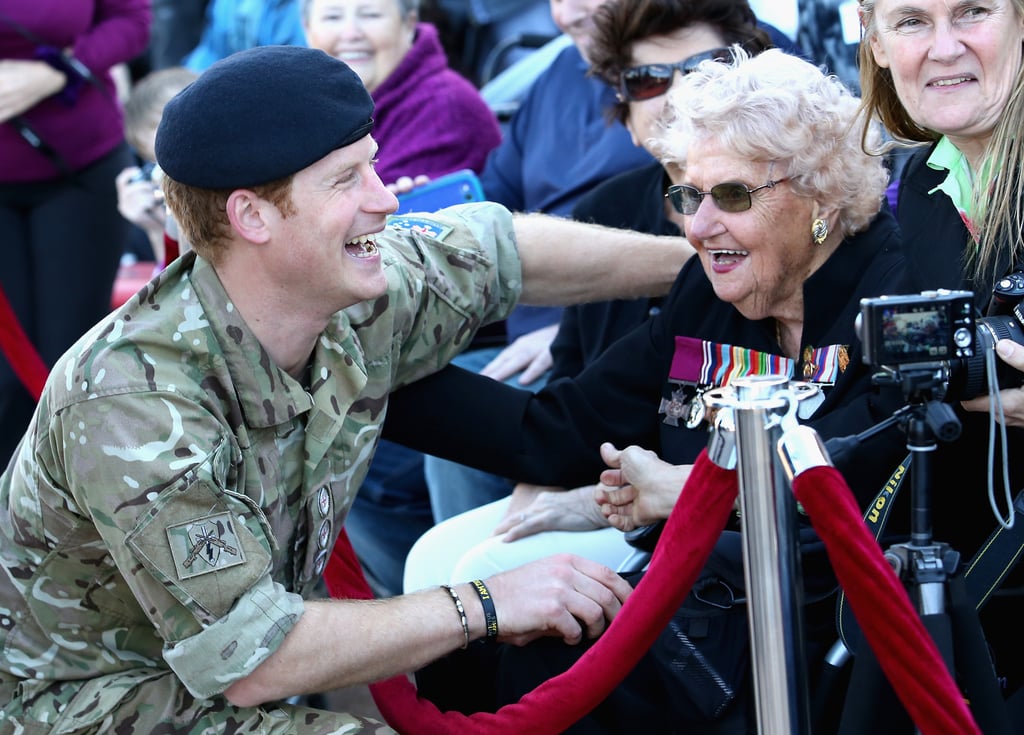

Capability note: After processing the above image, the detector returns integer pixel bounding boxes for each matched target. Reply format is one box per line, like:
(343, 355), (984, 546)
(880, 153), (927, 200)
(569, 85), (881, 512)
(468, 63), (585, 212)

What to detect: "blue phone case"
(394, 169), (485, 214)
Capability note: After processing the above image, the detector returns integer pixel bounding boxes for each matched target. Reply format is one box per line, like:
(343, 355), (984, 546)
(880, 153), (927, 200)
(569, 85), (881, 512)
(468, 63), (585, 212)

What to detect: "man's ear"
(226, 190), (271, 244)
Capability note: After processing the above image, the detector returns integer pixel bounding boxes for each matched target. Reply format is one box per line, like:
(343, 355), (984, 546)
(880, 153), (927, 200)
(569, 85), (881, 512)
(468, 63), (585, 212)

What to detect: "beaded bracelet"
(470, 579), (499, 639)
(441, 584), (470, 649)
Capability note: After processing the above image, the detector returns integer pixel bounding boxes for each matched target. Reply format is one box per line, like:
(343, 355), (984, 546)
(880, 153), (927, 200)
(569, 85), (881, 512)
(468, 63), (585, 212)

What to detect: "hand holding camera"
(858, 287), (1024, 402)
(962, 339), (1024, 427)
(116, 163), (166, 264)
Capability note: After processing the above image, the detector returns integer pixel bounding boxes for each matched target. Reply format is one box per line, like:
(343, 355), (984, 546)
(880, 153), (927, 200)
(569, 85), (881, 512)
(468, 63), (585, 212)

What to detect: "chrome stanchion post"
(704, 374), (816, 735)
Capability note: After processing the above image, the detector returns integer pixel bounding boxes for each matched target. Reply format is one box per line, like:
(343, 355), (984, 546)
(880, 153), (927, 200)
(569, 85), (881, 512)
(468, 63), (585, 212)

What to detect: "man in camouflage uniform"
(0, 46), (687, 733)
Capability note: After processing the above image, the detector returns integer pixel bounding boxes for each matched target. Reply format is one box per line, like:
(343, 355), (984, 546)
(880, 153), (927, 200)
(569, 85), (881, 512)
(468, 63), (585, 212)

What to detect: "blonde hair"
(123, 68), (199, 157)
(657, 47), (889, 237)
(858, 0), (1024, 279)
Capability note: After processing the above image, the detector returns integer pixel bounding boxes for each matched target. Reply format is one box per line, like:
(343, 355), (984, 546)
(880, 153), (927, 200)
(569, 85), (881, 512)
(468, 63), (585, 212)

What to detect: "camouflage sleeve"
(41, 391), (304, 699)
(367, 202), (522, 386)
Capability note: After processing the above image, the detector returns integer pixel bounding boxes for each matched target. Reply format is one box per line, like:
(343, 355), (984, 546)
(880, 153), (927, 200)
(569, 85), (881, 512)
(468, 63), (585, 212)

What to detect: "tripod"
(834, 367), (1012, 734)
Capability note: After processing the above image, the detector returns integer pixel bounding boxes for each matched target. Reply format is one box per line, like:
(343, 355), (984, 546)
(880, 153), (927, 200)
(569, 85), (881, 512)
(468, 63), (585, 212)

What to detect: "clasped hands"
(495, 442), (690, 540)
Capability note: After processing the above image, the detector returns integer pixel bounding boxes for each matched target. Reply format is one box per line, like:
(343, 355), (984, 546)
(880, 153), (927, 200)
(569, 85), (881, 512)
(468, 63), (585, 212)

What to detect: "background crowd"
(1, 0), (1022, 732)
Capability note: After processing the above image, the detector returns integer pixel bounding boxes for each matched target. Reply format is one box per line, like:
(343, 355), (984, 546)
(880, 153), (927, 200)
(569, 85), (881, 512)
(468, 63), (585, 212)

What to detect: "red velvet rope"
(325, 449), (739, 734)
(327, 454), (982, 734)
(793, 465), (980, 735)
(0, 284), (47, 400)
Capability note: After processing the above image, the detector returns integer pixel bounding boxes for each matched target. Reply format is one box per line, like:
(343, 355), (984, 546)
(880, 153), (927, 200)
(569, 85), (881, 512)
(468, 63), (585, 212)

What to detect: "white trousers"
(402, 496), (637, 593)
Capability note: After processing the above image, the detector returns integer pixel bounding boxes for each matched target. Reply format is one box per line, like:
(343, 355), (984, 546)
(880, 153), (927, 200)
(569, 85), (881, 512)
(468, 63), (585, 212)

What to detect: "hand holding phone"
(394, 169), (485, 214)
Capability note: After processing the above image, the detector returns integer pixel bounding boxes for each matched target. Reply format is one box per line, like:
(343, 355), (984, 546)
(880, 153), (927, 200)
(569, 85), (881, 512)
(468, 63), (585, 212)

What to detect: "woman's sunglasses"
(665, 179), (789, 215)
(618, 47), (735, 102)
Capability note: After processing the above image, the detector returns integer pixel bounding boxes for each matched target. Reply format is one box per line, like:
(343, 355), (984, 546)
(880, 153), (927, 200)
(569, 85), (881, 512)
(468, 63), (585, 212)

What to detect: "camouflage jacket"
(0, 204), (519, 700)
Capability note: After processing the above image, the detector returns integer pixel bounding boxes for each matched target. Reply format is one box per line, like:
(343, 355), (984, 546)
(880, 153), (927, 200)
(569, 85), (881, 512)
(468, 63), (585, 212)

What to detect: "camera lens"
(951, 312), (1024, 400)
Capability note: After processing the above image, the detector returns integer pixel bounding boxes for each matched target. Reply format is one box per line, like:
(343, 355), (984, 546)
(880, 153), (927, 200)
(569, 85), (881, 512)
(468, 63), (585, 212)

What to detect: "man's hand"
(962, 339), (1024, 426)
(493, 483), (609, 541)
(0, 60), (66, 123)
(484, 553), (632, 646)
(595, 442), (689, 531)
(481, 323), (558, 383)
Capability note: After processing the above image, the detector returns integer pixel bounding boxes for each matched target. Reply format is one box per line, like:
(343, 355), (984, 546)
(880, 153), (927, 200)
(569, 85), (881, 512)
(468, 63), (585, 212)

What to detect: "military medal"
(684, 386), (708, 429)
(659, 384), (690, 427)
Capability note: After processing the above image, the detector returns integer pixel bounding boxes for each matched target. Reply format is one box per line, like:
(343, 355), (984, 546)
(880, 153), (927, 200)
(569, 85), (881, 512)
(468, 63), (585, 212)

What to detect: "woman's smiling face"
(868, 0), (1024, 157)
(304, 0), (416, 93)
(679, 139), (821, 322)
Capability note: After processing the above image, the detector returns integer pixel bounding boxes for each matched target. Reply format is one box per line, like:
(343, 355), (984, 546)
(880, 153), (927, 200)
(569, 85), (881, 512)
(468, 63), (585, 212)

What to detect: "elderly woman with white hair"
(386, 47), (917, 731)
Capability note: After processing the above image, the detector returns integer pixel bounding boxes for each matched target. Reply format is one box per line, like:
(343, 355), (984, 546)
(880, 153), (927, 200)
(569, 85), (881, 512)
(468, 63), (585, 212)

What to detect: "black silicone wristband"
(470, 579), (499, 639)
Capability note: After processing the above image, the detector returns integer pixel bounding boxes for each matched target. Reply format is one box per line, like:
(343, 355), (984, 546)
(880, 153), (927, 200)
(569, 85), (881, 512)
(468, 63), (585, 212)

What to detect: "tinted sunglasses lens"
(667, 186), (701, 215)
(710, 183), (753, 212)
(622, 67), (672, 101)
(681, 47), (732, 74)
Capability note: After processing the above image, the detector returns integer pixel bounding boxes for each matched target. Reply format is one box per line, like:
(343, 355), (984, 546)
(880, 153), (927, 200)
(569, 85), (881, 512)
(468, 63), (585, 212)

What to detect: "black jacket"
(551, 162), (678, 380)
(387, 208), (910, 503)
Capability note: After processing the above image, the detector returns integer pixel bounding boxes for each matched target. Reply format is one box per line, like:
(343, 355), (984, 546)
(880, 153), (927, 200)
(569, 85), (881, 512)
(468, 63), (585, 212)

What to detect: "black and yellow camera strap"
(836, 452), (1024, 648)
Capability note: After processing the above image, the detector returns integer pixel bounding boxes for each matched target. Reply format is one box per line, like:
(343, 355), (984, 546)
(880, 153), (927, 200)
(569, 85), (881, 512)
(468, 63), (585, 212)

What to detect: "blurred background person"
(149, 0), (209, 69)
(421, 0), (805, 526)
(183, 0), (306, 71)
(0, 0), (150, 468)
(115, 66), (198, 267)
(302, 0), (501, 186)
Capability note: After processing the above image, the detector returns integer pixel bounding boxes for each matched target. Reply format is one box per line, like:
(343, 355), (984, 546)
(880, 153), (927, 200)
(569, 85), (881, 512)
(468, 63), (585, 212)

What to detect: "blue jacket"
(479, 44), (654, 339)
(184, 0), (305, 71)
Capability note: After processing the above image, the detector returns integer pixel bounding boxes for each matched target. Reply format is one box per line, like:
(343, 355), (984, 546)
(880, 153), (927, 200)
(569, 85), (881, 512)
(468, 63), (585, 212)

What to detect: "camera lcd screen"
(879, 305), (952, 362)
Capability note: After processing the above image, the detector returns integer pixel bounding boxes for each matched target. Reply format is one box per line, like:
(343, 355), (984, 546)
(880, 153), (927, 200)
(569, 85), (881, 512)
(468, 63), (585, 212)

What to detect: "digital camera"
(129, 161), (159, 184)
(858, 287), (1024, 400)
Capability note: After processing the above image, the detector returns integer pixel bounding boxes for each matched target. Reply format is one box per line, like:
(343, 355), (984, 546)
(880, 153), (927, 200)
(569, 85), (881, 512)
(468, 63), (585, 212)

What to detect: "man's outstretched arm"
(513, 213), (693, 305)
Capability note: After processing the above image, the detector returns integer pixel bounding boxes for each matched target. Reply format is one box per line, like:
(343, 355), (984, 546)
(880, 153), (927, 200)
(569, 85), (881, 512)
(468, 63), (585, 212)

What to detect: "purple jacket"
(371, 23), (500, 186)
(0, 0), (151, 182)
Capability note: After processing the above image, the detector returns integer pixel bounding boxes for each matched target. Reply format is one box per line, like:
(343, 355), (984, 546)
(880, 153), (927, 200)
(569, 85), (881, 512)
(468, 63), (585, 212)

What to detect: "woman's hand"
(961, 338), (1024, 426)
(493, 483), (609, 541)
(480, 323), (558, 384)
(0, 60), (66, 123)
(595, 442), (690, 531)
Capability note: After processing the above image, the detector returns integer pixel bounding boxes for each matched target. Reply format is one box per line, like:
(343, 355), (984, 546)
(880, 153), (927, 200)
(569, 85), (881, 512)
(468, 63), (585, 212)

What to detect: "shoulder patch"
(167, 512), (247, 580)
(387, 216), (454, 242)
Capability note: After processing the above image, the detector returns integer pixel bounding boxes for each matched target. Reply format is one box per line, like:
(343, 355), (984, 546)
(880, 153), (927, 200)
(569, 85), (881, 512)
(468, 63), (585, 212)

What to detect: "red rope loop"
(793, 465), (980, 735)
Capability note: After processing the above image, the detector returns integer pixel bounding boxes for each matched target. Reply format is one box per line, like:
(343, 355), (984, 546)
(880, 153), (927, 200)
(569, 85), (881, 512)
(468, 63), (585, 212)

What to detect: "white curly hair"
(656, 47), (889, 237)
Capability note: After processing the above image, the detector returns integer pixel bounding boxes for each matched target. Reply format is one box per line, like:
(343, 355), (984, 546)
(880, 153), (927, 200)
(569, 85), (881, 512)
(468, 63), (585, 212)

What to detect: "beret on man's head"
(155, 45), (374, 189)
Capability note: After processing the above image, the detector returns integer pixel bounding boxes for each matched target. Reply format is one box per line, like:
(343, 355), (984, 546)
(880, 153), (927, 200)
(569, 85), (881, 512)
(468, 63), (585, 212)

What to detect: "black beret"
(155, 45), (374, 189)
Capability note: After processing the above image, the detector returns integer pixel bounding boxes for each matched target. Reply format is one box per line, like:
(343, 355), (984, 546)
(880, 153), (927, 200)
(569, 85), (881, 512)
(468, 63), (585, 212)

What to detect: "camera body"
(129, 161), (159, 184)
(859, 287), (1024, 400)
(858, 290), (976, 368)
